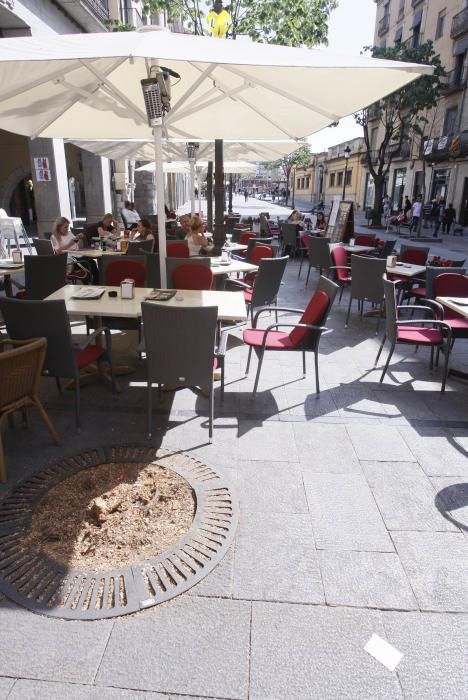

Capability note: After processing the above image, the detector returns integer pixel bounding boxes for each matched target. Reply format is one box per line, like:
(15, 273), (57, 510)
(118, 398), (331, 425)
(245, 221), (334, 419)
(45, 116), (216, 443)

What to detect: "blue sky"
(308, 0), (377, 152)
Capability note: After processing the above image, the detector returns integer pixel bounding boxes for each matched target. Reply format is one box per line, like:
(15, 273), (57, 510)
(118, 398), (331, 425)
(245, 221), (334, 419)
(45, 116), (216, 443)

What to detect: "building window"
(345, 169), (352, 186)
(380, 39), (387, 49)
(443, 106), (458, 134)
(296, 177), (301, 189)
(398, 0), (404, 18)
(337, 172), (344, 186)
(436, 11), (446, 39)
(301, 177), (305, 188)
(330, 173), (335, 187)
(306, 176), (310, 189)
(394, 26), (403, 43)
(411, 10), (422, 48)
(392, 168), (407, 211)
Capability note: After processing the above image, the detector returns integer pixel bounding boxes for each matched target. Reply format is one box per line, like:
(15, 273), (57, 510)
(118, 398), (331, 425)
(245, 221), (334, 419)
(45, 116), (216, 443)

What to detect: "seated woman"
(130, 218), (154, 241)
(185, 215), (210, 256)
(50, 216), (96, 282)
(315, 211), (327, 230)
(287, 209), (303, 225)
(85, 213), (121, 247)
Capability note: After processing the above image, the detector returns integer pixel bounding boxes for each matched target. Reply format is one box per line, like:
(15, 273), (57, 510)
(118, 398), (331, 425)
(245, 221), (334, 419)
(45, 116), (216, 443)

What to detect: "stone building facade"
(364, 0), (468, 223)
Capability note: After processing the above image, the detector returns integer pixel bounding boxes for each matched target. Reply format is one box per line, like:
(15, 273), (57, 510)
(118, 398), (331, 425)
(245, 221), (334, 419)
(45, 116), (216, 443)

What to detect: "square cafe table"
(46, 285), (247, 322)
(0, 260), (25, 296)
(386, 262), (426, 277)
(436, 295), (468, 382)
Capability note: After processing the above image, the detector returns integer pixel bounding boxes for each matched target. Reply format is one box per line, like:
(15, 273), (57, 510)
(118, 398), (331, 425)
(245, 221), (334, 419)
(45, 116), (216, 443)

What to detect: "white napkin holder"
(120, 278), (135, 299)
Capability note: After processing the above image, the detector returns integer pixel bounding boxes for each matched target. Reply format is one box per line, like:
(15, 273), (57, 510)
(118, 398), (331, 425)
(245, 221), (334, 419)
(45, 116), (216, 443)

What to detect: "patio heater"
(342, 145), (351, 200)
(141, 64), (177, 287)
(186, 141), (199, 215)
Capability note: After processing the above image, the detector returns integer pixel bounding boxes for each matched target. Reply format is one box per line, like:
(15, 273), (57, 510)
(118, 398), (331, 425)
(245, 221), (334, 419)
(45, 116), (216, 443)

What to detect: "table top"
(0, 261), (24, 276)
(46, 285), (247, 321)
(436, 296), (468, 319)
(387, 263), (426, 277)
(77, 244), (248, 259)
(210, 259), (258, 276)
(330, 243), (375, 254)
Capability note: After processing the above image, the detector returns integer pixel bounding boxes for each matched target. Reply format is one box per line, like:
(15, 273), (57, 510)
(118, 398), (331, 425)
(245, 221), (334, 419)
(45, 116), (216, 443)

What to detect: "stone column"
(28, 138), (71, 237)
(134, 169), (155, 215)
(81, 151), (113, 221)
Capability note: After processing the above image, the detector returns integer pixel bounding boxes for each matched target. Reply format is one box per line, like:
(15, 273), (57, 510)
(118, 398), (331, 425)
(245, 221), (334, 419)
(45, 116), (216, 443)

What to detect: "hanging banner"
(437, 135), (448, 150)
(423, 139), (433, 156)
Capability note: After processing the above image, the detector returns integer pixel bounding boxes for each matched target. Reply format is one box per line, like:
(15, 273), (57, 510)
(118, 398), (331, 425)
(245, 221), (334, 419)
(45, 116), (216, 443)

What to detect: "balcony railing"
(441, 68), (467, 94)
(378, 14), (390, 36)
(388, 141), (411, 159)
(423, 131), (468, 161)
(82, 0), (109, 22)
(452, 7), (468, 39)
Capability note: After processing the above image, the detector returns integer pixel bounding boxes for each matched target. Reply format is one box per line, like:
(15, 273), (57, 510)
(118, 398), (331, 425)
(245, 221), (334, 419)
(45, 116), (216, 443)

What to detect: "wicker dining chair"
(0, 337), (61, 482)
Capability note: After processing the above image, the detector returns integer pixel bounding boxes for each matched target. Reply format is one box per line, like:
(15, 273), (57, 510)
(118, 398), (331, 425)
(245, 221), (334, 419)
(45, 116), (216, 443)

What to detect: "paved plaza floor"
(1, 198), (468, 698)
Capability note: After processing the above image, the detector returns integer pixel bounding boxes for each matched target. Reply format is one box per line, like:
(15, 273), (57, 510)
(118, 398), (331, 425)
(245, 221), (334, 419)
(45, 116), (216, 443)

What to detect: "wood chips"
(23, 462), (195, 571)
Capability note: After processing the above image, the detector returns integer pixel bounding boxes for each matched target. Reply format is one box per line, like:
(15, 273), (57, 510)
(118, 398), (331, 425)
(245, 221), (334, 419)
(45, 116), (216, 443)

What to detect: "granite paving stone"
(233, 511), (324, 603)
(0, 605), (112, 684)
(293, 423), (361, 474)
(319, 550), (417, 610)
(305, 473), (394, 552)
(7, 680), (167, 699)
(0, 678), (14, 700)
(430, 477), (468, 534)
(250, 602), (402, 700)
(346, 424), (416, 462)
(235, 460), (308, 513)
(399, 427), (468, 476)
(362, 461), (458, 532)
(382, 611), (468, 700)
(96, 597), (250, 699)
(189, 547), (234, 598)
(392, 531), (468, 612)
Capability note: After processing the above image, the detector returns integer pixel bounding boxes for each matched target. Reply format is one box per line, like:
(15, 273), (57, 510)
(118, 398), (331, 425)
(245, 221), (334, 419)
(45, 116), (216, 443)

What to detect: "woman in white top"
(50, 217), (95, 281)
(185, 214), (209, 256)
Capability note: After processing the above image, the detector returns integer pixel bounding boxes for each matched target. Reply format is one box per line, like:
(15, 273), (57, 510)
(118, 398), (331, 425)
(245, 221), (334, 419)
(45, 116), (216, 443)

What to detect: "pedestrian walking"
(442, 203), (456, 234)
(403, 196), (412, 222)
(422, 198), (432, 228)
(383, 194), (391, 225)
(409, 195), (422, 234)
(433, 199), (445, 238)
(244, 189), (248, 202)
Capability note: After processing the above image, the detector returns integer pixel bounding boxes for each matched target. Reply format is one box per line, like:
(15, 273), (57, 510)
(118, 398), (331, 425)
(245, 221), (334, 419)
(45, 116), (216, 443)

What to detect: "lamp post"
(318, 163), (324, 204)
(342, 145), (351, 200)
(186, 141), (199, 215)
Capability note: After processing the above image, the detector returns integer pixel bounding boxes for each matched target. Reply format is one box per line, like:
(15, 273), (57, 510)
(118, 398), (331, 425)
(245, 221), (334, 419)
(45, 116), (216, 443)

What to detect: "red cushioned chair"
(172, 263), (214, 290)
(400, 245), (429, 266)
(240, 232), (257, 246)
(243, 276), (339, 396)
(354, 234), (377, 247)
(167, 241), (189, 258)
(244, 244), (273, 286)
(330, 246), (352, 303)
(375, 277), (452, 392)
(0, 298), (116, 431)
(433, 273), (468, 344)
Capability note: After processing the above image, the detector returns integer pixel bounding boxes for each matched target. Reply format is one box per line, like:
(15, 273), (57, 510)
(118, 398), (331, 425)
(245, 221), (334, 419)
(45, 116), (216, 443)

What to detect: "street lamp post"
(318, 163), (324, 204)
(342, 145), (351, 200)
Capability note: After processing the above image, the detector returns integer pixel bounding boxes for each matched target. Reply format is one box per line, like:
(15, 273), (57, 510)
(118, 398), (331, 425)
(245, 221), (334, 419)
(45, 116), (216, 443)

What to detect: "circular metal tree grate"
(0, 446), (237, 620)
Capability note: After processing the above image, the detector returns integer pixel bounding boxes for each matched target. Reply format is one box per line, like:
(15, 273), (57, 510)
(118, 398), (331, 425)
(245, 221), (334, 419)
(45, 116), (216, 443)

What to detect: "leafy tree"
(141, 0), (337, 46)
(267, 144), (312, 205)
(355, 41), (446, 227)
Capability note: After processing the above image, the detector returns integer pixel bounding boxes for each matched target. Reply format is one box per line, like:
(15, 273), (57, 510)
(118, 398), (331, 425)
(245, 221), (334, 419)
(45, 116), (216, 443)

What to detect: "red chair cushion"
(15, 291), (27, 299)
(243, 328), (295, 349)
(243, 288), (253, 302)
(401, 249), (428, 265)
(331, 246), (350, 283)
(250, 245), (273, 266)
(433, 273), (468, 298)
(167, 242), (189, 258)
(244, 273), (256, 286)
(290, 290), (329, 346)
(172, 264), (213, 290)
(240, 232), (257, 245)
(444, 317), (468, 330)
(74, 343), (105, 369)
(105, 260), (146, 287)
(354, 235), (376, 246)
(411, 287), (426, 298)
(397, 326), (443, 344)
(67, 270), (88, 281)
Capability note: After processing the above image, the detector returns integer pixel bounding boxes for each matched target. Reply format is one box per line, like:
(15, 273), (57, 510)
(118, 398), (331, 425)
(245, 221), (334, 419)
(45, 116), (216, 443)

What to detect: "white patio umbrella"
(0, 27), (432, 284)
(136, 160), (256, 174)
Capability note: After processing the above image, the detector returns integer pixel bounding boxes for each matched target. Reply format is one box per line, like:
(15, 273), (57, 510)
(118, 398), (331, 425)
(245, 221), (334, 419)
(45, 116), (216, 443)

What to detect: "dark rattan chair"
(141, 303), (218, 439)
(345, 255), (386, 333)
(227, 256), (288, 324)
(0, 337), (61, 482)
(166, 256), (211, 288)
(305, 237), (332, 286)
(19, 253), (67, 300)
(243, 275), (339, 396)
(0, 298), (116, 429)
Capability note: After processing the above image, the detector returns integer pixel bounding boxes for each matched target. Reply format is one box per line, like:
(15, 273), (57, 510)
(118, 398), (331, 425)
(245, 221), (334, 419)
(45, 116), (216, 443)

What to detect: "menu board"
(327, 201), (354, 243)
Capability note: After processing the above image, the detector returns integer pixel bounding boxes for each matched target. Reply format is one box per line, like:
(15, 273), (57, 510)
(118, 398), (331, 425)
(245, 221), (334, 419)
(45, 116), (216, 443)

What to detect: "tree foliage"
(267, 144), (312, 203)
(355, 41), (446, 225)
(141, 0), (337, 46)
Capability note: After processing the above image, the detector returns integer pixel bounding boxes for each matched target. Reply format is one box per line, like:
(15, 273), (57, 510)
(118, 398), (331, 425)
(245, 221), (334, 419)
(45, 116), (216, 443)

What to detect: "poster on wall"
(34, 157), (52, 182)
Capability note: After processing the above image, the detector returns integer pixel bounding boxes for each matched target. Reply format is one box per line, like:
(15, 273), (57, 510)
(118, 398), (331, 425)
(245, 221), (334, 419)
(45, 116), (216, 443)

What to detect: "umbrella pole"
(154, 124), (167, 288)
(190, 161), (196, 215)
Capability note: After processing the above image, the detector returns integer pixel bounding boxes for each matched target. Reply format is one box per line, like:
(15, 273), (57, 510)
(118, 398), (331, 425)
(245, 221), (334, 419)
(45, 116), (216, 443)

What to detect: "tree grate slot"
(0, 446), (237, 620)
